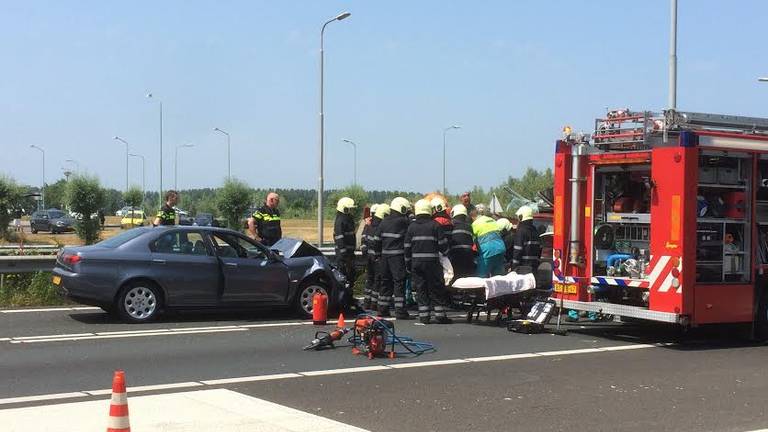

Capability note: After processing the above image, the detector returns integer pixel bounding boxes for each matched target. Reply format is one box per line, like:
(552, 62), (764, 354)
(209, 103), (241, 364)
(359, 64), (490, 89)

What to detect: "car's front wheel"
(295, 280), (328, 319)
(116, 281), (163, 323)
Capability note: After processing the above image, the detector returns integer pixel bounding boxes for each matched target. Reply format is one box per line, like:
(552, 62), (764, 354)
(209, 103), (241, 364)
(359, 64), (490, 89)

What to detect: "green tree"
(66, 174), (106, 245)
(493, 167), (554, 215)
(0, 176), (23, 240)
(123, 186), (143, 209)
(216, 178), (252, 230)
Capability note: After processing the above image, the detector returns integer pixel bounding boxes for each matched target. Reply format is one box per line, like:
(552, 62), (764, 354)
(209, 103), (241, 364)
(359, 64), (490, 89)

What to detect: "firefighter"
(448, 204), (475, 279)
(153, 190), (179, 226)
(472, 210), (507, 277)
(430, 197), (453, 238)
(361, 204), (390, 310)
(511, 205), (541, 274)
(334, 197), (358, 297)
(248, 192), (282, 246)
(496, 217), (515, 267)
(405, 199), (451, 324)
(373, 197), (411, 318)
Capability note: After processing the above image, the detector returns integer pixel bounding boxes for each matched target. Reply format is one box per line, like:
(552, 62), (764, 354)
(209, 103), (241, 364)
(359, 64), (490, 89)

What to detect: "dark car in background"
(30, 209), (75, 234)
(193, 213), (220, 227)
(52, 226), (348, 323)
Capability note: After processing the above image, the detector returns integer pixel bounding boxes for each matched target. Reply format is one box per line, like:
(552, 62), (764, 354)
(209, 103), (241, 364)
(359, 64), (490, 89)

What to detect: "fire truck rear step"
(552, 299), (684, 324)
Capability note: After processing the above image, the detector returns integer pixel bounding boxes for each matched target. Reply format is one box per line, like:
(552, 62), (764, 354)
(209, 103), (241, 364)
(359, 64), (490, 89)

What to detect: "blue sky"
(1, 1), (766, 194)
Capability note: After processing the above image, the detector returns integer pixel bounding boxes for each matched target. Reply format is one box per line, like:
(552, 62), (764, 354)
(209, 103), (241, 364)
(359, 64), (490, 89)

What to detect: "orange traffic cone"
(337, 312), (345, 328)
(107, 370), (130, 432)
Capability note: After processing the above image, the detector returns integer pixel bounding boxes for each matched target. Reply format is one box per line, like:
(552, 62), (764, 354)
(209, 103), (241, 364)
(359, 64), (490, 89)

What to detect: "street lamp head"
(452, 125), (462, 129)
(146, 93), (153, 98)
(342, 138), (352, 143)
(213, 127), (220, 132)
(336, 11), (351, 21)
(759, 77), (768, 82)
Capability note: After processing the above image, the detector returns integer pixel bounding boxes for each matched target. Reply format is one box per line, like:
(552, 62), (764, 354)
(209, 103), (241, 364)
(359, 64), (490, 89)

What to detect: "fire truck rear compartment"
(591, 165), (652, 306)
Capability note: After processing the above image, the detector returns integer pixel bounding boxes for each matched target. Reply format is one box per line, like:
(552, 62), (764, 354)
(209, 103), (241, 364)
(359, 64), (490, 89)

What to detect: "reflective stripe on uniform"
(411, 235), (436, 241)
(450, 244), (473, 250)
(334, 234), (344, 240)
(513, 245), (523, 250)
(450, 229), (473, 236)
(381, 233), (403, 238)
(382, 249), (405, 255)
(522, 255), (539, 260)
(412, 252), (439, 258)
(524, 241), (540, 246)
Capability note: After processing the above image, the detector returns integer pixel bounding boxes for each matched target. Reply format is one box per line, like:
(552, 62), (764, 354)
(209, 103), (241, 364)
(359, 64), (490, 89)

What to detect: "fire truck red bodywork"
(552, 110), (768, 329)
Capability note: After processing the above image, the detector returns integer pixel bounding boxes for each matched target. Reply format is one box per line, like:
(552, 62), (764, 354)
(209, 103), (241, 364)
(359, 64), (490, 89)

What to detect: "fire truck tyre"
(756, 288), (768, 341)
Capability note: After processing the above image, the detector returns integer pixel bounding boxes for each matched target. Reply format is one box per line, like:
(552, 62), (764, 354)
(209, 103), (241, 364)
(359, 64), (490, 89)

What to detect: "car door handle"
(225, 262), (238, 268)
(152, 259), (166, 264)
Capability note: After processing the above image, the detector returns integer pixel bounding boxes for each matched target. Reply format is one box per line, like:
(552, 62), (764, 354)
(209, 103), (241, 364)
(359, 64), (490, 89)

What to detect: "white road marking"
(0, 306), (100, 313)
(10, 327), (247, 343)
(0, 389), (370, 432)
(0, 342), (663, 406)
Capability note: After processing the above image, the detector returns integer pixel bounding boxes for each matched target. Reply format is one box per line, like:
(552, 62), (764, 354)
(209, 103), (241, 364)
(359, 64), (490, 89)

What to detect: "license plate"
(52, 276), (61, 286)
(553, 283), (577, 294)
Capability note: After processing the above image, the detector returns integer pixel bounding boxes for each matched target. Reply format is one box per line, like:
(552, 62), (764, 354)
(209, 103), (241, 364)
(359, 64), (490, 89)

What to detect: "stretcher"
(450, 272), (552, 324)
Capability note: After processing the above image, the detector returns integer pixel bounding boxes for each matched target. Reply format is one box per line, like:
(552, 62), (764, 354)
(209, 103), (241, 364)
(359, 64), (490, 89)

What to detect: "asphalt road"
(1, 306), (767, 431)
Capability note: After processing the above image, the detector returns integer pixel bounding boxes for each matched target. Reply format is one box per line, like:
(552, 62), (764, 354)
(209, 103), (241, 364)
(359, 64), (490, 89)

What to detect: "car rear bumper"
(52, 267), (115, 308)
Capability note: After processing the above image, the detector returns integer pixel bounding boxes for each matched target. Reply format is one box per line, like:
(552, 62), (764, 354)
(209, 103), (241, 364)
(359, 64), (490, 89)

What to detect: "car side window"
(151, 231), (209, 256)
(210, 233), (268, 259)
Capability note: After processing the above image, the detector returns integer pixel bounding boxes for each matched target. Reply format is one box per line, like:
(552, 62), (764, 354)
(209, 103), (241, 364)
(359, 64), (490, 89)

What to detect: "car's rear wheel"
(295, 281), (328, 319)
(117, 281), (163, 323)
(31, 228), (38, 234)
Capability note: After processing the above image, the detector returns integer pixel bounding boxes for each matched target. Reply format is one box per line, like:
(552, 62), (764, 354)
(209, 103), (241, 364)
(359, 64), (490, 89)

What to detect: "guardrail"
(0, 249), (367, 274)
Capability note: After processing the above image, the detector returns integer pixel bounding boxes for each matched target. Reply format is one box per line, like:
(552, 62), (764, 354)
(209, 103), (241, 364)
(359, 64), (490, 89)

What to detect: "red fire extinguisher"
(312, 291), (328, 325)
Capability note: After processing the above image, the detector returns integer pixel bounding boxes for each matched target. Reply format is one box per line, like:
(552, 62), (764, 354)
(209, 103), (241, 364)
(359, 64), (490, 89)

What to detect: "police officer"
(248, 192), (282, 246)
(447, 204), (475, 279)
(334, 197), (358, 296)
(373, 197), (411, 319)
(405, 199), (451, 324)
(154, 190), (179, 226)
(361, 204), (390, 310)
(512, 205), (541, 274)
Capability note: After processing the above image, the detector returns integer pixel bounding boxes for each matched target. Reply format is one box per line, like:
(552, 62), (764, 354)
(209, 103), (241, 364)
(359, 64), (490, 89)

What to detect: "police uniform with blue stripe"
(155, 204), (176, 226)
(252, 205), (282, 246)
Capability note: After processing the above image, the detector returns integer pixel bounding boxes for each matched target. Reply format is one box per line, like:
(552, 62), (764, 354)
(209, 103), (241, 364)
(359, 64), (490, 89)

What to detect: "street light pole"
(65, 159), (80, 172)
(147, 93), (163, 208)
(442, 125), (461, 195)
(113, 136), (130, 191)
(318, 11), (351, 247)
(129, 153), (146, 194)
(29, 145), (45, 210)
(669, 0), (678, 110)
(174, 144), (194, 190)
(213, 127), (231, 181)
(342, 139), (357, 185)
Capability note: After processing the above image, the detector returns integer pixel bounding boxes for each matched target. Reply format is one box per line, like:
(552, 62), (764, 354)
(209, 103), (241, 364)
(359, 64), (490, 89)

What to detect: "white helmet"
(370, 204), (379, 216)
(336, 197), (356, 213)
(374, 203), (391, 219)
(390, 197), (411, 214)
(430, 197), (447, 214)
(516, 205), (533, 221)
(451, 204), (468, 217)
(414, 199), (432, 216)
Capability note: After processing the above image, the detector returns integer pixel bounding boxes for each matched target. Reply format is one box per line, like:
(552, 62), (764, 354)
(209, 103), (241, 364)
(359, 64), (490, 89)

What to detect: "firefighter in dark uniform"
(334, 197), (358, 298)
(430, 197), (453, 239)
(153, 190), (179, 226)
(405, 199), (451, 324)
(248, 192), (282, 246)
(373, 197), (411, 319)
(447, 204), (475, 278)
(496, 218), (515, 268)
(361, 203), (390, 310)
(511, 205), (541, 274)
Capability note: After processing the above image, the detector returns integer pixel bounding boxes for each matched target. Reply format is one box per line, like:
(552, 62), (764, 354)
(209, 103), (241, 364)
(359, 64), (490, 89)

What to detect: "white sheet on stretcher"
(451, 272), (537, 300)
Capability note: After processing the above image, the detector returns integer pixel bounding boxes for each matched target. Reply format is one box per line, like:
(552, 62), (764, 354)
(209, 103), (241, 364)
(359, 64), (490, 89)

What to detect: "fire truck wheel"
(756, 287), (768, 341)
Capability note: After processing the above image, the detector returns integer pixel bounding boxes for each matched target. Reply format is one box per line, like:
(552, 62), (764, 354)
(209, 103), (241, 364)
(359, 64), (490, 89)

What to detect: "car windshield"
(96, 228), (150, 248)
(49, 211), (66, 218)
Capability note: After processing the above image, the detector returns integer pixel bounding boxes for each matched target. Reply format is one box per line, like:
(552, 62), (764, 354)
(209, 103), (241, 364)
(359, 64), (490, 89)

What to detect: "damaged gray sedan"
(52, 226), (349, 323)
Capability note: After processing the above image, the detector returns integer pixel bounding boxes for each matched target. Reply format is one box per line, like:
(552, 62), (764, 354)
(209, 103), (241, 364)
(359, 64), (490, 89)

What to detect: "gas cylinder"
(312, 291), (328, 325)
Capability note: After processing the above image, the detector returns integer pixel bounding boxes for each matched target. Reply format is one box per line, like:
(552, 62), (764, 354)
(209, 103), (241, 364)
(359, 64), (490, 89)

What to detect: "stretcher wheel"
(466, 311), (473, 323)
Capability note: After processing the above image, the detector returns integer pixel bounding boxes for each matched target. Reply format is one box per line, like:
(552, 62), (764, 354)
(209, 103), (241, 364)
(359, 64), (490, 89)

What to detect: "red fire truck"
(552, 109), (768, 337)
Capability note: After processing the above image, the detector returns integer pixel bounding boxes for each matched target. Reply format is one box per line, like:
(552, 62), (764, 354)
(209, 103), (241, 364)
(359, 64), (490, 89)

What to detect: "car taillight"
(62, 254), (81, 265)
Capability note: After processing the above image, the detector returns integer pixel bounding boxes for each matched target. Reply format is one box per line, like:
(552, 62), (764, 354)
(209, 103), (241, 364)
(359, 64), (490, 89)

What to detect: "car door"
(208, 232), (289, 304)
(149, 230), (220, 306)
(35, 211), (50, 231)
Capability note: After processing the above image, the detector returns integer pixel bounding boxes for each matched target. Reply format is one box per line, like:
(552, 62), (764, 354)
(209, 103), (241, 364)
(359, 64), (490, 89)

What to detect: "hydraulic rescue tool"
(302, 327), (350, 351)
